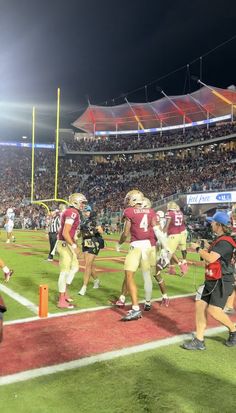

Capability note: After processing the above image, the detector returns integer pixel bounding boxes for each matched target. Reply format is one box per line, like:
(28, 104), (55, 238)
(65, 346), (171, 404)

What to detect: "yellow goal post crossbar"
(31, 201), (50, 213)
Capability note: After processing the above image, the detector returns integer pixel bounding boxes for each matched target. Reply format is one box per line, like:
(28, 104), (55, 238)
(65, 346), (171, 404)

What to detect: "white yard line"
(0, 324), (230, 386)
(4, 292), (195, 325)
(0, 284), (38, 314)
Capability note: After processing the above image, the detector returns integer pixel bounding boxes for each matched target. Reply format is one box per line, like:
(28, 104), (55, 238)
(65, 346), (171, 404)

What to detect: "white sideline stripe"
(0, 324), (230, 386)
(4, 292), (195, 325)
(0, 284), (38, 314)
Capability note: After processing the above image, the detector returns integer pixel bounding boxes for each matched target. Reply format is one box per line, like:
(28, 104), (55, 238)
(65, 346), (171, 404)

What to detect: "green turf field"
(0, 230), (204, 318)
(0, 230), (235, 413)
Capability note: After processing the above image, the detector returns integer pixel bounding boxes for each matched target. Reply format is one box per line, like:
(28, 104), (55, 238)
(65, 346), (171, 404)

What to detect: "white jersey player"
(5, 208), (15, 243)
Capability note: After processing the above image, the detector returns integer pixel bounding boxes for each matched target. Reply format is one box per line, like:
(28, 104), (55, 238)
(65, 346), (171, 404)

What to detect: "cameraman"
(182, 211), (236, 350)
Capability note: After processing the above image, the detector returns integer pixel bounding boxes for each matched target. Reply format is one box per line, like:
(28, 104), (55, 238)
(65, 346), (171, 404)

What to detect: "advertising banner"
(187, 192), (236, 204)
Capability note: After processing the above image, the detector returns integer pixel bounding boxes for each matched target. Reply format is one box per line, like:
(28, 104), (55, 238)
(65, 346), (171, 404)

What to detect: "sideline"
(4, 292), (195, 325)
(0, 284), (38, 314)
(0, 324), (230, 386)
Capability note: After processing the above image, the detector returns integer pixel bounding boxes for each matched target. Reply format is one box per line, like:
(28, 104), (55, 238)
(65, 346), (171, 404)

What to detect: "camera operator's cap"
(84, 205), (92, 212)
(206, 211), (230, 226)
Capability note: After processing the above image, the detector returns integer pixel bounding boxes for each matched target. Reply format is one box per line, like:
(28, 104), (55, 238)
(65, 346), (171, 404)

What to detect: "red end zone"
(1, 296), (235, 376)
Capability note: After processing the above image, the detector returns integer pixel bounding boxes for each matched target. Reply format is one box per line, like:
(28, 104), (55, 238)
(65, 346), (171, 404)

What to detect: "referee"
(47, 209), (61, 261)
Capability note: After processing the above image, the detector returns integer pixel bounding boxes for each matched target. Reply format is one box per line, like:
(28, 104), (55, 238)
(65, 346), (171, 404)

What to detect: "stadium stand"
(0, 122), (235, 228)
(65, 123), (236, 152)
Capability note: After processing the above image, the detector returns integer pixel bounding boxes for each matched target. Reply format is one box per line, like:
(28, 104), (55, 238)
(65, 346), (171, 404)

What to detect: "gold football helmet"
(167, 201), (179, 211)
(68, 193), (87, 210)
(142, 197), (152, 208)
(124, 190), (144, 207)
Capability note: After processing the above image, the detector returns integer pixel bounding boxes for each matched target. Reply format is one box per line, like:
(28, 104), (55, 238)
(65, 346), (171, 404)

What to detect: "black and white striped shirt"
(48, 215), (61, 233)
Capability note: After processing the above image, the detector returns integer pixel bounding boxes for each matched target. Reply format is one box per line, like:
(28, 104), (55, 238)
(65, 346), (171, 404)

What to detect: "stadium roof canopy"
(72, 85), (236, 136)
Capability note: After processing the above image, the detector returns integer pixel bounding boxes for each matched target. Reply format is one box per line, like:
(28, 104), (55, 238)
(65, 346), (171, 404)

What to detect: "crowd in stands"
(0, 121), (235, 228)
(65, 123), (236, 152)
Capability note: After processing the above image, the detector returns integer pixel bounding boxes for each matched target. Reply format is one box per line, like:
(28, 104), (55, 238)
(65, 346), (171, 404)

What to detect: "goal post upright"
(54, 87), (60, 200)
(30, 88), (69, 210)
(31, 106), (36, 203)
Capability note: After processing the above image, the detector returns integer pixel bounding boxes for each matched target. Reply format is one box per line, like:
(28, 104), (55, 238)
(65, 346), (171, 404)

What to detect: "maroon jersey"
(124, 207), (156, 242)
(58, 207), (80, 242)
(165, 210), (186, 235)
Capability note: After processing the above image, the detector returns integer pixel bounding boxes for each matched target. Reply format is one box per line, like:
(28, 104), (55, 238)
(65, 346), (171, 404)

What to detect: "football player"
(164, 201), (188, 275)
(116, 197), (154, 311)
(116, 190), (158, 321)
(0, 258), (13, 282)
(57, 192), (87, 309)
(5, 207), (15, 243)
(78, 205), (103, 296)
(143, 200), (170, 308)
(156, 210), (166, 230)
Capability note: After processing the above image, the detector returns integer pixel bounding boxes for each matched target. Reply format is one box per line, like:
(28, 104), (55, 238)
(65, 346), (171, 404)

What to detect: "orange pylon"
(39, 284), (48, 318)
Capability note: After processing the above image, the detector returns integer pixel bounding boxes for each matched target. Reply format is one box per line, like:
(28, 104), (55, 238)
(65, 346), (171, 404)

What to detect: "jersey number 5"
(175, 214), (183, 226)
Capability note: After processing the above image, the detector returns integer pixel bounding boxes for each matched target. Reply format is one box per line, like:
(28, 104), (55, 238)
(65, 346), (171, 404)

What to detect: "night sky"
(0, 0), (236, 140)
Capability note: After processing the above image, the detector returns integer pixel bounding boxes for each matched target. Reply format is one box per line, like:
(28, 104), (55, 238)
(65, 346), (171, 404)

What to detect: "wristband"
(71, 243), (77, 249)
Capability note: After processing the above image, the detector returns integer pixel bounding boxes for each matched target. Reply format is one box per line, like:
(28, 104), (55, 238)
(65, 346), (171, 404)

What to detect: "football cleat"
(78, 285), (87, 296)
(144, 302), (151, 311)
(4, 269), (14, 283)
(161, 297), (170, 307)
(65, 292), (74, 303)
(57, 299), (74, 309)
(115, 299), (125, 307)
(180, 262), (188, 275)
(122, 309), (142, 321)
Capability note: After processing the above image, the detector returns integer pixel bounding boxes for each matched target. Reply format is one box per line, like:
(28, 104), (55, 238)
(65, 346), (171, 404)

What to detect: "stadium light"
(22, 136), (28, 139)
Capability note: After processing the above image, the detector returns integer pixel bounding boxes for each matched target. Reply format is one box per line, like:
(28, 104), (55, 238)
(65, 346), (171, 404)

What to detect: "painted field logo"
(216, 193), (232, 202)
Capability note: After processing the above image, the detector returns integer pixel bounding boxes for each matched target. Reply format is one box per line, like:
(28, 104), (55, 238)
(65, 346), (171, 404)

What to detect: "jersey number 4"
(140, 214), (148, 232)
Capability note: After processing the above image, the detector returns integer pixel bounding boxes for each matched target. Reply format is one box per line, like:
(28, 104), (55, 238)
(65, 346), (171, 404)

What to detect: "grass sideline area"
(0, 230), (235, 412)
(0, 337), (235, 413)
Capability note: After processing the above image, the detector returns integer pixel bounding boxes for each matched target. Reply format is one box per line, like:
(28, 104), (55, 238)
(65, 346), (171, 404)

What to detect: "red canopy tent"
(72, 85), (236, 135)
